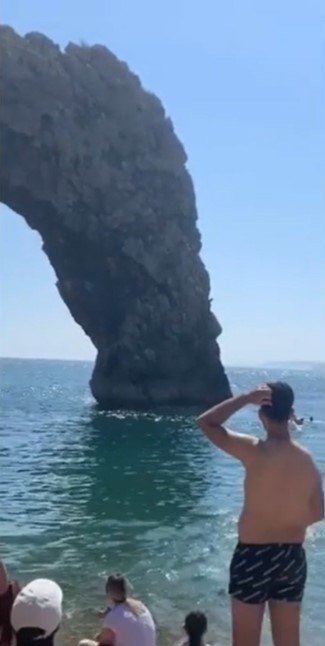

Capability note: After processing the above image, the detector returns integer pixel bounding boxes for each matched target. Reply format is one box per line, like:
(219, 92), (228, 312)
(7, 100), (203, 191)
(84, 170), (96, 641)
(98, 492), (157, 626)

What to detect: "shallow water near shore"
(1, 359), (324, 644)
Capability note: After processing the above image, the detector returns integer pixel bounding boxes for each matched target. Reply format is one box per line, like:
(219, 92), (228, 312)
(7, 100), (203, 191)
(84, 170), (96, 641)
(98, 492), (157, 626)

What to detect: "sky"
(0, 0), (324, 366)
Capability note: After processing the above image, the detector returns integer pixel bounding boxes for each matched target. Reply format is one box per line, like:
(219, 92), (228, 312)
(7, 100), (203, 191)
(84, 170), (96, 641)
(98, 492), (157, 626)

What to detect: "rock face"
(0, 26), (231, 408)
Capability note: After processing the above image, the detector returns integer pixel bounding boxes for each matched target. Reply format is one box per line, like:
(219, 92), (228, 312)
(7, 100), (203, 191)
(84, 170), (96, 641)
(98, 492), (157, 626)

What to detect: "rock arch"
(0, 26), (230, 408)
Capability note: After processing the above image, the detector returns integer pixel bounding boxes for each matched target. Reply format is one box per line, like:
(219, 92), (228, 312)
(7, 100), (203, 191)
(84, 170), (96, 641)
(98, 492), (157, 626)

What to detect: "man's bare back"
(239, 438), (320, 543)
(197, 382), (323, 646)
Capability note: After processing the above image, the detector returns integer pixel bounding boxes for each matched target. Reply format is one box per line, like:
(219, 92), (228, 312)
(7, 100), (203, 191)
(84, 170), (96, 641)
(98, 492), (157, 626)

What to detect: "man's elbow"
(197, 415), (207, 430)
(197, 417), (225, 444)
(197, 416), (218, 435)
(197, 412), (221, 427)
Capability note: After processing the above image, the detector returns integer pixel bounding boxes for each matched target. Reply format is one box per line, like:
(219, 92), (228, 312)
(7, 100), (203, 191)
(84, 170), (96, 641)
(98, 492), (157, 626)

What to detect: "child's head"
(105, 573), (128, 603)
(184, 611), (207, 645)
(11, 579), (62, 646)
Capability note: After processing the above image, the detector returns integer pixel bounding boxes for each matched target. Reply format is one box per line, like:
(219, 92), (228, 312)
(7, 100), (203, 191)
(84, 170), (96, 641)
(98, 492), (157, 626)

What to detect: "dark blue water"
(0, 359), (324, 644)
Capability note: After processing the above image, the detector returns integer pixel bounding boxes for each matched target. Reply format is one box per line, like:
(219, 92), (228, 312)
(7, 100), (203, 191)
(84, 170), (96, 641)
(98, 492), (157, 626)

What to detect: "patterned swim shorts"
(229, 542), (307, 604)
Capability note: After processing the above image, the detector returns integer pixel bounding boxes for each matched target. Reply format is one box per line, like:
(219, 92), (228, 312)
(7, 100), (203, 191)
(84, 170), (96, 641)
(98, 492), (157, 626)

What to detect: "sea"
(0, 358), (324, 645)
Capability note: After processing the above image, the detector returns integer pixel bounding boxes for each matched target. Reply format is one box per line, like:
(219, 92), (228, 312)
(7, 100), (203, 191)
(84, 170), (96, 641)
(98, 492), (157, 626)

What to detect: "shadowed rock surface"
(0, 26), (231, 408)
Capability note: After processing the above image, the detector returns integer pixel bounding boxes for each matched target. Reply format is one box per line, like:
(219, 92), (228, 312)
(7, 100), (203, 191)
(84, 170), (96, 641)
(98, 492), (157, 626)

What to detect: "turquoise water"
(0, 359), (324, 644)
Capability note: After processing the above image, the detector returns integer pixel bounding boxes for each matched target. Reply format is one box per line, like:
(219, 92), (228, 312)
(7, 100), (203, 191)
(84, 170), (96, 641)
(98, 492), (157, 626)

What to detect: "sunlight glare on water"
(0, 359), (324, 644)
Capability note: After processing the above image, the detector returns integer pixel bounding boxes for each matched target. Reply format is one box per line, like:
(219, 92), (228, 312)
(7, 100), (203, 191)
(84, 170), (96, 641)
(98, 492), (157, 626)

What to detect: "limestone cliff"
(0, 26), (231, 408)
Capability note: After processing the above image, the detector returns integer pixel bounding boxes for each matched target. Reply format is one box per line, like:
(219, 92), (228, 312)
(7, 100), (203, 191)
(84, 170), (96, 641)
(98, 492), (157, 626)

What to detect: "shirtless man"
(197, 382), (324, 646)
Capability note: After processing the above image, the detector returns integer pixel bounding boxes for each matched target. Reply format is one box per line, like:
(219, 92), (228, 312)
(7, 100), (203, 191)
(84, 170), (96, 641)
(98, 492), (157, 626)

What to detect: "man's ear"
(289, 408), (298, 429)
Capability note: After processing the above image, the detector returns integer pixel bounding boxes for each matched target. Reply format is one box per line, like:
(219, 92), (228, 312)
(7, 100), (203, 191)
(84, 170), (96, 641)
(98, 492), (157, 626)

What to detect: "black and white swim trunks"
(229, 542), (307, 604)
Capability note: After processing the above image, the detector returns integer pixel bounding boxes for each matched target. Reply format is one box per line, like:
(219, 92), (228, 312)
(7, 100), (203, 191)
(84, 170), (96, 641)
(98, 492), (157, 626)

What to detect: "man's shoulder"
(256, 439), (315, 464)
(291, 441), (320, 472)
(291, 440), (314, 459)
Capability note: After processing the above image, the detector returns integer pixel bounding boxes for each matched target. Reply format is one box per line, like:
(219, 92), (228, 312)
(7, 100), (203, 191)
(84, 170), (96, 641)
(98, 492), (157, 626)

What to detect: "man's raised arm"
(197, 386), (271, 464)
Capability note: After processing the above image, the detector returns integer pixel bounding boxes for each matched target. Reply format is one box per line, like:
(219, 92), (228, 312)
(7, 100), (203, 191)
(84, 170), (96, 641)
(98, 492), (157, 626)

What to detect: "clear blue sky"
(1, 0), (324, 365)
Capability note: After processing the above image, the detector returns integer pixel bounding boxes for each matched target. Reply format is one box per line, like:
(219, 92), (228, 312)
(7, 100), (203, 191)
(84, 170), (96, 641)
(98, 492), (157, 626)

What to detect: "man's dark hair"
(261, 382), (294, 422)
(15, 628), (56, 646)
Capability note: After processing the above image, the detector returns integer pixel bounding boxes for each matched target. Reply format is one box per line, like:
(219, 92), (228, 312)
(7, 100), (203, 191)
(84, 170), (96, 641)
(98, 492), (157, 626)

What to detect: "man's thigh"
(231, 597), (265, 646)
(269, 600), (302, 646)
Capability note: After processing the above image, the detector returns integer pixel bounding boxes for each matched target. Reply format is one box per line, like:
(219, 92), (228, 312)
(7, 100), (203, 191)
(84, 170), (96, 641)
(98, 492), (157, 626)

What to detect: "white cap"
(11, 579), (63, 638)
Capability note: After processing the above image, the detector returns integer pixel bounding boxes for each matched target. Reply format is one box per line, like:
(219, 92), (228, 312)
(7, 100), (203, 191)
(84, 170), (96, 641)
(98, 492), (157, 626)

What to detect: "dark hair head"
(105, 574), (128, 602)
(260, 382), (294, 422)
(184, 611), (207, 646)
(15, 628), (56, 646)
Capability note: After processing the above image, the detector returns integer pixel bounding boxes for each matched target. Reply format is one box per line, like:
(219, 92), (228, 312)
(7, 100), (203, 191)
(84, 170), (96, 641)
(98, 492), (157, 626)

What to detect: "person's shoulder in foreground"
(0, 561), (20, 646)
(11, 578), (62, 646)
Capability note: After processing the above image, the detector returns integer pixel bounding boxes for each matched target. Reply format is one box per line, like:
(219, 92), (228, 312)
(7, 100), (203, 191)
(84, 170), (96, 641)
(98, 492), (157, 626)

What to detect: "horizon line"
(0, 356), (324, 368)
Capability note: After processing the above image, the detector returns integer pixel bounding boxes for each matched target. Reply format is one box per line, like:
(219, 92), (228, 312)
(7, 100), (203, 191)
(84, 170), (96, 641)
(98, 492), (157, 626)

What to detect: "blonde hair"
(105, 574), (146, 617)
(125, 597), (146, 617)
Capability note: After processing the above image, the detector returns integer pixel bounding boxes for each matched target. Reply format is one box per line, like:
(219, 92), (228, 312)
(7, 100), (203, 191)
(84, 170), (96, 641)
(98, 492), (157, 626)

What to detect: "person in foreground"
(0, 561), (20, 646)
(197, 382), (324, 646)
(79, 573), (156, 646)
(10, 579), (63, 646)
(179, 611), (210, 646)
